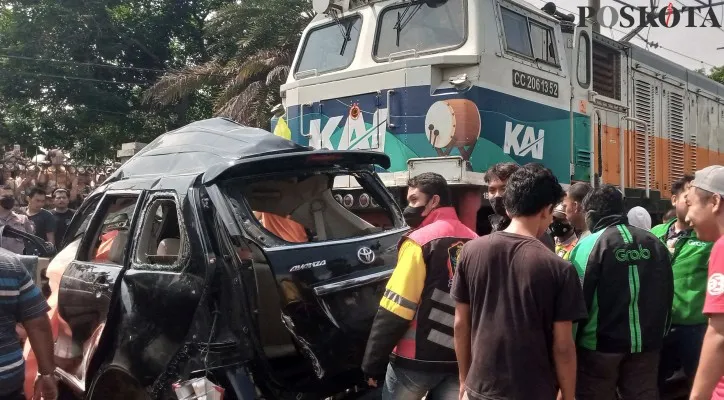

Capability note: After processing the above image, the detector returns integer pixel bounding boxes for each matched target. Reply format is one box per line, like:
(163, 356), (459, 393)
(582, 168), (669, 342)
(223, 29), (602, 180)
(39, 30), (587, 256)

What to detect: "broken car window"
(80, 196), (139, 264)
(221, 171), (401, 246)
(134, 198), (184, 268)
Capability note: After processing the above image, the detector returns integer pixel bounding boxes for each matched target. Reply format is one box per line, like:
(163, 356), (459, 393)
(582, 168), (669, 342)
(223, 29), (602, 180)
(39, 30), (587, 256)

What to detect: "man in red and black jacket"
(362, 172), (477, 399)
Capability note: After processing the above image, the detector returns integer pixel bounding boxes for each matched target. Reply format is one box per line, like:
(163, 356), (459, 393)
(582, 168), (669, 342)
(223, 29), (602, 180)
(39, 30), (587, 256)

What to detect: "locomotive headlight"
(359, 193), (370, 208)
(343, 194), (354, 208)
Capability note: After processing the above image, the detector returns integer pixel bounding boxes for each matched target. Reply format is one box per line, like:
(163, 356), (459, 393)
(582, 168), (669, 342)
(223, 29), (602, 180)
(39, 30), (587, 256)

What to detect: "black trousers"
(576, 349), (660, 400)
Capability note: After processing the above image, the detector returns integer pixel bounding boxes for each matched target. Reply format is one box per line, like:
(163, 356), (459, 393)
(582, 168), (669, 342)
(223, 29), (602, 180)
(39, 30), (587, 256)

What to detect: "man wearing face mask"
(0, 186), (33, 254)
(362, 172), (477, 400)
(485, 162), (556, 251)
(551, 203), (578, 260)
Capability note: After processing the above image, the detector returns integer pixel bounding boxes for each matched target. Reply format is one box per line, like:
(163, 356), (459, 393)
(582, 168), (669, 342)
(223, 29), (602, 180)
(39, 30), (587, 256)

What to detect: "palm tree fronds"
(214, 80), (264, 124)
(266, 65), (289, 86)
(143, 61), (224, 106)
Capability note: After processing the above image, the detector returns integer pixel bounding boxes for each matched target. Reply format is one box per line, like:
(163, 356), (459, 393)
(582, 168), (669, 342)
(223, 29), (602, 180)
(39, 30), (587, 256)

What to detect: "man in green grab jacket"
(651, 174), (713, 391)
(569, 184), (673, 400)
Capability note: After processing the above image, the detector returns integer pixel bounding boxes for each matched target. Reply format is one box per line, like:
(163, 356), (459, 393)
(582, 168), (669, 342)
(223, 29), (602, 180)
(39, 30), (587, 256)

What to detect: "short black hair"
(408, 172), (452, 207)
(503, 163), (564, 217)
(582, 184), (624, 217)
(671, 174), (695, 196)
(27, 186), (46, 199)
(568, 182), (592, 203)
(484, 162), (519, 184)
(53, 188), (69, 198)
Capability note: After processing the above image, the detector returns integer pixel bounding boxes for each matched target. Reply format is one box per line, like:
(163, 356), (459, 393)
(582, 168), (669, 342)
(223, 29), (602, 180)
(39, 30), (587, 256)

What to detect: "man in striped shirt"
(0, 248), (56, 399)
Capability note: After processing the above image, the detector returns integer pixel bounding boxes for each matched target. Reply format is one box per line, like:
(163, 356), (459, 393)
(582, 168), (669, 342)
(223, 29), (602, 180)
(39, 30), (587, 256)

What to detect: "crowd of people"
(0, 147), (114, 399)
(0, 145), (112, 253)
(362, 163), (724, 400)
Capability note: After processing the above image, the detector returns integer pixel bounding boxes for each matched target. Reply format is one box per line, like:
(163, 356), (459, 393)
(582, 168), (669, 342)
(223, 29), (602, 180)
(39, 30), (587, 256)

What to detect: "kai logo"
(308, 108), (388, 151)
(503, 121), (545, 160)
(615, 245), (651, 262)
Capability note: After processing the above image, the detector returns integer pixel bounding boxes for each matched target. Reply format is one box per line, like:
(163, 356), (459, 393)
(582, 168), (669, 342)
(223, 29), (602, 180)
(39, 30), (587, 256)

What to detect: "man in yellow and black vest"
(362, 172), (477, 399)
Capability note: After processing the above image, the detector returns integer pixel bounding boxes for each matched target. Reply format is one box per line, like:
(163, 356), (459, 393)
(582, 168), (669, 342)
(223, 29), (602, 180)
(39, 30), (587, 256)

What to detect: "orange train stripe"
(593, 124), (724, 198)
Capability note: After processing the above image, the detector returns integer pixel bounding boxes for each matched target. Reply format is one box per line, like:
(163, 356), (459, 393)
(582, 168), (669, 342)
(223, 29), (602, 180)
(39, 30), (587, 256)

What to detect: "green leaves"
(144, 0), (313, 128)
(0, 0), (313, 160)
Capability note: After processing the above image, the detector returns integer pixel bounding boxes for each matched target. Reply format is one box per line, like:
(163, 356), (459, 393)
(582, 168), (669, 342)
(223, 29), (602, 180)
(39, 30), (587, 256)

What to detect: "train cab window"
(501, 7), (559, 66)
(530, 22), (557, 65)
(501, 8), (533, 57)
(374, 0), (466, 60)
(295, 16), (362, 76)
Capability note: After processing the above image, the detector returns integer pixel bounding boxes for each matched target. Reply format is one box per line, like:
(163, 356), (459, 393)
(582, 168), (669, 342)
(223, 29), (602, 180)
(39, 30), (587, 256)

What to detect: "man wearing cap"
(550, 203), (578, 260)
(684, 165), (724, 400)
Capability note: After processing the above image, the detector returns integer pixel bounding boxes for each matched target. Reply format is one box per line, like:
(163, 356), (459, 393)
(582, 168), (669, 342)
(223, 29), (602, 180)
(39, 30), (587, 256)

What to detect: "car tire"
(86, 364), (150, 400)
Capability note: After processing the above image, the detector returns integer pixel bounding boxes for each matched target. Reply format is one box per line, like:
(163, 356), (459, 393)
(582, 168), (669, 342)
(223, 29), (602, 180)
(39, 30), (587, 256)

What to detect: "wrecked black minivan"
(52, 118), (406, 400)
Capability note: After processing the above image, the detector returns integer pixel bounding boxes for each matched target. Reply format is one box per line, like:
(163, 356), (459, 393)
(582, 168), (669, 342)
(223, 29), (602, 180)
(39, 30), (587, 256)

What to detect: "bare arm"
(454, 302), (472, 390)
(552, 321), (577, 400)
(46, 232), (55, 246)
(691, 314), (724, 400)
(23, 314), (54, 375)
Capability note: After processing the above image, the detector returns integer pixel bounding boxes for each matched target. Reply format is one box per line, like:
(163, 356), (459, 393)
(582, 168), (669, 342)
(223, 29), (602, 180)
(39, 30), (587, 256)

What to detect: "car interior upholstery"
(243, 174), (381, 242)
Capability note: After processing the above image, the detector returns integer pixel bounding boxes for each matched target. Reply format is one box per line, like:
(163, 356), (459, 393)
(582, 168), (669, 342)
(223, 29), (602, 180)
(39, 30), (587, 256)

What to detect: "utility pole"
(589, 0), (601, 33)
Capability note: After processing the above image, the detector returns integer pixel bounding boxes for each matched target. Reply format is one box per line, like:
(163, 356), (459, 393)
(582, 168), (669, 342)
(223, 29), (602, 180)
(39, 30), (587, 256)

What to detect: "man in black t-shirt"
(22, 187), (55, 247)
(50, 189), (75, 250)
(452, 163), (587, 400)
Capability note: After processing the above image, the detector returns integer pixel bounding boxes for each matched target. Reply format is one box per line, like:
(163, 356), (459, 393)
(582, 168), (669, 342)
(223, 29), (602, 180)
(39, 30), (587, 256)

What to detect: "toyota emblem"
(357, 247), (376, 265)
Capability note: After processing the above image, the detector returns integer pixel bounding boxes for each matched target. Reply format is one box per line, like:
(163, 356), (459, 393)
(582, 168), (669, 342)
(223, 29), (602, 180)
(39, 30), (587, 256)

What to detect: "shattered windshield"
(295, 16), (363, 76)
(221, 169), (404, 246)
(374, 0), (466, 60)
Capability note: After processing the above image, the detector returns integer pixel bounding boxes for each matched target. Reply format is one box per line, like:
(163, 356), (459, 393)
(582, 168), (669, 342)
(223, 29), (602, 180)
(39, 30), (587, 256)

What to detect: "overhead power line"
(0, 53), (227, 78)
(9, 70), (147, 85)
(532, 0), (720, 68)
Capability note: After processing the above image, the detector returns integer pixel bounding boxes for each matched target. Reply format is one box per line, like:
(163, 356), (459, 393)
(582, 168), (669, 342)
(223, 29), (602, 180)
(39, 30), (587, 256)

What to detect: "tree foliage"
(0, 0), (313, 160)
(144, 0), (314, 128)
(0, 0), (230, 162)
(709, 66), (724, 84)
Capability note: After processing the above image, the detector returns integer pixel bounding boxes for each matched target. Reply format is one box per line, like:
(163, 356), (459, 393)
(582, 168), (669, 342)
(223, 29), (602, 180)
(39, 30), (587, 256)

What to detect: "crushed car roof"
(107, 117), (310, 182)
(98, 117), (390, 195)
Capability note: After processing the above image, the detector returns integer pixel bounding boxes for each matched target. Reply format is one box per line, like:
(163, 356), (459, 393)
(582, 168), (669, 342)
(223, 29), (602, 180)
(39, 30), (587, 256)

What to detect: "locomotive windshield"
(374, 0), (466, 60)
(295, 16), (363, 76)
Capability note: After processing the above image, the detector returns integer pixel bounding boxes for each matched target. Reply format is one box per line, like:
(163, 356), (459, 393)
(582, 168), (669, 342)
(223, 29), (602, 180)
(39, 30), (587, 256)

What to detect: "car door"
(56, 191), (143, 390)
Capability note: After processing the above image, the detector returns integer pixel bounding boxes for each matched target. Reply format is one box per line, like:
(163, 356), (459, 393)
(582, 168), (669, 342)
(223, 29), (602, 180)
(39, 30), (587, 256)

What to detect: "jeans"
(658, 324), (707, 384)
(576, 349), (660, 400)
(382, 363), (459, 400)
